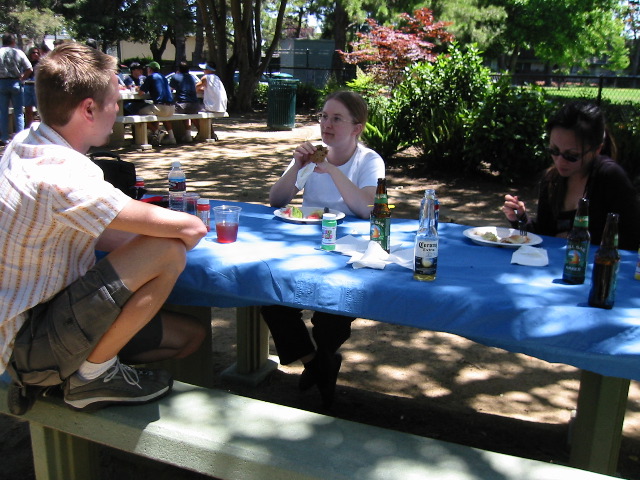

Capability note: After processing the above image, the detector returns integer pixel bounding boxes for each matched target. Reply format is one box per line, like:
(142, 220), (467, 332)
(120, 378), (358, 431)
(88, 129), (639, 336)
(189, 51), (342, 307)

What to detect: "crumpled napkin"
(295, 163), (316, 189)
(511, 245), (549, 266)
(334, 235), (414, 270)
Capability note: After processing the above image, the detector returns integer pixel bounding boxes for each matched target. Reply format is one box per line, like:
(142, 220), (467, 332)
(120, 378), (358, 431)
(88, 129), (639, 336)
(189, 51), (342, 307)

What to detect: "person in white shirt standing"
(0, 33), (32, 145)
(196, 63), (228, 141)
(0, 42), (208, 415)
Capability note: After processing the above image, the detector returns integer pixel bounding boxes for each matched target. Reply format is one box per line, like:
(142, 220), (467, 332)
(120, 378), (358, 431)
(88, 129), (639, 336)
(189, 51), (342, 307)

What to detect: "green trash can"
(267, 78), (299, 130)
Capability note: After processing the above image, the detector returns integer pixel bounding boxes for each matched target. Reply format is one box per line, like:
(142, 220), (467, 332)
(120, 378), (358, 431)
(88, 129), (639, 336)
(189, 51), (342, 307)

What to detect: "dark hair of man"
(36, 42), (117, 127)
(2, 34), (15, 46)
(178, 61), (189, 74)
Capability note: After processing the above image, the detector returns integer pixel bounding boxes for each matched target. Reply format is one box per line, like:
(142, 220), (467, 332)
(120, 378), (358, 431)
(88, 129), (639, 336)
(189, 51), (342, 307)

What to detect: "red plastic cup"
(213, 205), (241, 243)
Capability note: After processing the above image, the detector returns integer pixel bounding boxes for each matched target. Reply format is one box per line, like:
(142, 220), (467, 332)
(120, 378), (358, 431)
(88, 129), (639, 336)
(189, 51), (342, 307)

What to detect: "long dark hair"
(543, 101), (615, 216)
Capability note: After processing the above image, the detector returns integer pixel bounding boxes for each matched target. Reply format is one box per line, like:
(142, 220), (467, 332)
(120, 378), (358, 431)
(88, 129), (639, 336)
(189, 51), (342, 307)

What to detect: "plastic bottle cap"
(197, 198), (209, 205)
(323, 213), (337, 219)
(171, 161), (181, 167)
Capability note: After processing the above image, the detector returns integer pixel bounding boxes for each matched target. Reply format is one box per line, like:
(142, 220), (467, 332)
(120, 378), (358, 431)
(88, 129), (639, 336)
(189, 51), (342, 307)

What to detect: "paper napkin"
(334, 235), (414, 270)
(511, 245), (549, 267)
(295, 163), (316, 189)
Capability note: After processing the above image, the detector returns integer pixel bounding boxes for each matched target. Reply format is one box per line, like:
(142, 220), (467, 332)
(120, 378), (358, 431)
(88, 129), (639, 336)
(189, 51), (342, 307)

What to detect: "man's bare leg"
(87, 235), (197, 363)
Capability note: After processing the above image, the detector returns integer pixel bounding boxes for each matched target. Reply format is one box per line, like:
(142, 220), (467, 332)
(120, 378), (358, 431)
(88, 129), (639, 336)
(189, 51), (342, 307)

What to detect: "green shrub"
(346, 74), (408, 161)
(598, 101), (640, 187)
(394, 43), (492, 173)
(296, 82), (322, 112)
(465, 78), (553, 184)
(251, 82), (268, 109)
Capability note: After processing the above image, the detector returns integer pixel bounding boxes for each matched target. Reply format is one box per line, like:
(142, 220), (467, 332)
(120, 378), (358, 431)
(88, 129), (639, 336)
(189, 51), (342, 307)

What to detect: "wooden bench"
(0, 379), (616, 480)
(113, 111), (228, 148)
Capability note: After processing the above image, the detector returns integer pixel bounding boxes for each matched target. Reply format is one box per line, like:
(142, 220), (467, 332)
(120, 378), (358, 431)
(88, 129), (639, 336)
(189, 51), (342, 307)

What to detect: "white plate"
(463, 226), (543, 248)
(274, 206), (346, 224)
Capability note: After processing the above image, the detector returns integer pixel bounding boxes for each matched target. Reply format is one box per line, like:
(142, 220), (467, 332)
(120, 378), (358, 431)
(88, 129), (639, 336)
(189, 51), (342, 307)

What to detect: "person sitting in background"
(261, 90), (385, 409)
(503, 100), (640, 250)
(123, 61), (146, 90)
(23, 46), (40, 127)
(196, 63), (227, 141)
(169, 61), (200, 143)
(1, 42), (207, 415)
(139, 61), (176, 145)
(122, 62), (148, 115)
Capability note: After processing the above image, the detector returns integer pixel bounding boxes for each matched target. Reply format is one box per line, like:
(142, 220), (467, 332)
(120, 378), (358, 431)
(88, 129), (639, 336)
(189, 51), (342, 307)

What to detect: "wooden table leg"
(569, 370), (630, 475)
(156, 304), (214, 388)
(221, 306), (278, 386)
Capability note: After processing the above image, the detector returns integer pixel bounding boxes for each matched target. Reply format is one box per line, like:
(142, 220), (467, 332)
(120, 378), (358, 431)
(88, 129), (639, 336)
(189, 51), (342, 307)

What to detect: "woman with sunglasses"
(262, 90), (385, 408)
(503, 100), (640, 250)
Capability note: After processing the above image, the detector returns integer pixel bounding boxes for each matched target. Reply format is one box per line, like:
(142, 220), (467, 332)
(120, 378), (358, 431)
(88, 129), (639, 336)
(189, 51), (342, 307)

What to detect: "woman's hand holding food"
(503, 194), (526, 222)
(293, 142), (328, 168)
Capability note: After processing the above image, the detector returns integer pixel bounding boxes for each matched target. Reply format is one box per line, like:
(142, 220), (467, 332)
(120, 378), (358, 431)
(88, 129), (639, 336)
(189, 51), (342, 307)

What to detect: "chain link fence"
(496, 73), (640, 105)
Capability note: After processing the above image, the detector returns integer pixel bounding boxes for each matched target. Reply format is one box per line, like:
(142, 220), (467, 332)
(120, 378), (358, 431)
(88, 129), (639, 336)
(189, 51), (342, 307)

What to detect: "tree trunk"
(193, 3), (205, 64)
(174, 20), (186, 64)
(331, 0), (347, 84)
(632, 38), (640, 77)
(508, 45), (520, 74)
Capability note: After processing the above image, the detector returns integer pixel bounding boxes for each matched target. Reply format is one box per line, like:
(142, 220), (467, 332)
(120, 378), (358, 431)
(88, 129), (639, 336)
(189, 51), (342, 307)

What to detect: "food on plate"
(280, 205), (324, 220)
(281, 205), (303, 218)
(305, 209), (324, 219)
(480, 231), (499, 242)
(500, 234), (530, 244)
(309, 145), (328, 163)
(473, 229), (530, 244)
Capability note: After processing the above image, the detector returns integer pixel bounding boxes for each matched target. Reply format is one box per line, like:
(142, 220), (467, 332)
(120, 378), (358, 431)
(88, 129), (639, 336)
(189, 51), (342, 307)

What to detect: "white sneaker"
(161, 133), (177, 145)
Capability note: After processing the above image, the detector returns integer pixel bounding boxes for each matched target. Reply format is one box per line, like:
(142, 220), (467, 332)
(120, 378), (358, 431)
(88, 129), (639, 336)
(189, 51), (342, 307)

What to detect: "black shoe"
(7, 382), (43, 415)
(315, 352), (342, 409)
(299, 356), (319, 392)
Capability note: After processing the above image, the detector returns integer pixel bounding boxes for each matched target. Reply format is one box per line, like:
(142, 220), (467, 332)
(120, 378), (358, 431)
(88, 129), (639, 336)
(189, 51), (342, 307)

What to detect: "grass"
(542, 86), (640, 104)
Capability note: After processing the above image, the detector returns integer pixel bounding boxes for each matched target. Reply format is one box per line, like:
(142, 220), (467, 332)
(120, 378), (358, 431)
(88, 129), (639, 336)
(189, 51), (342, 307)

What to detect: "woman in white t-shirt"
(263, 90), (385, 409)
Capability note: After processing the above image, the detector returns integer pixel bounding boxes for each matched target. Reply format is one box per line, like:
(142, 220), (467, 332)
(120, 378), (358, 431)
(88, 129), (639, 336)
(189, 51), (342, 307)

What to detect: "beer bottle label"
(414, 239), (438, 275)
(563, 239), (589, 282)
(370, 217), (390, 251)
(573, 215), (588, 228)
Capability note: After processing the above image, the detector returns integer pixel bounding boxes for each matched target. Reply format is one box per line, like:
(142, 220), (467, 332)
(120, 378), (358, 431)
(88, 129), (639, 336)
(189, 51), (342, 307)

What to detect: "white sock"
(75, 356), (117, 381)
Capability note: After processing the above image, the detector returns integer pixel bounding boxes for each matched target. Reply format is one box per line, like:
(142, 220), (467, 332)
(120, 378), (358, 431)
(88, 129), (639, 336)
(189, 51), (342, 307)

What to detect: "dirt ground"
(2, 112), (640, 480)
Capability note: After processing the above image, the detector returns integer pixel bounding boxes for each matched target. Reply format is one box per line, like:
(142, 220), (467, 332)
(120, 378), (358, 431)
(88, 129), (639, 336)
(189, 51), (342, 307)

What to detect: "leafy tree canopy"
(0, 0), (65, 46)
(338, 7), (453, 86)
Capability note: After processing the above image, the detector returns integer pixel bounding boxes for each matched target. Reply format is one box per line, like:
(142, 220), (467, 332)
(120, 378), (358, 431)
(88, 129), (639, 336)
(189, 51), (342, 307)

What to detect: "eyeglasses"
(545, 147), (594, 163)
(317, 113), (359, 126)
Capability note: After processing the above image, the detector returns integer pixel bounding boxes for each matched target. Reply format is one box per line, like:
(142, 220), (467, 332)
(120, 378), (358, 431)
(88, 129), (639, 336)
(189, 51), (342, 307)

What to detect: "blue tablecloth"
(169, 200), (640, 382)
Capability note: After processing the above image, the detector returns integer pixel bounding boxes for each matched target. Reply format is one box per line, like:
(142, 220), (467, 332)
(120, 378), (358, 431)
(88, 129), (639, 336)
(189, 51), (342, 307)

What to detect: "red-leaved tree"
(338, 8), (454, 86)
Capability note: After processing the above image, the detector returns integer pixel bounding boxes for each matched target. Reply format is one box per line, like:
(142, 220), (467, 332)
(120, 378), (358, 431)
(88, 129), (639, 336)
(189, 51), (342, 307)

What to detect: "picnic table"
(167, 200), (640, 476)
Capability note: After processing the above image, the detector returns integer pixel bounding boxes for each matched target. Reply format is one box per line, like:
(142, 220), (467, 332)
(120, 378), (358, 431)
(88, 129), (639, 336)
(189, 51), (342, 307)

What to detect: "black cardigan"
(515, 157), (640, 251)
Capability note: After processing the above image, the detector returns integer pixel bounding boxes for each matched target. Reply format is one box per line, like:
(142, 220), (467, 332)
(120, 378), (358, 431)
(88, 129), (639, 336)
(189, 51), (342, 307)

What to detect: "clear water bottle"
(414, 193), (438, 281)
(168, 161), (186, 211)
(420, 189), (438, 230)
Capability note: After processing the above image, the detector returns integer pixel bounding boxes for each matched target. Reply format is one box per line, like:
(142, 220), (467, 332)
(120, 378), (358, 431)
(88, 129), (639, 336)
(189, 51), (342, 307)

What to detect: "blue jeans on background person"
(23, 83), (36, 108)
(0, 78), (24, 142)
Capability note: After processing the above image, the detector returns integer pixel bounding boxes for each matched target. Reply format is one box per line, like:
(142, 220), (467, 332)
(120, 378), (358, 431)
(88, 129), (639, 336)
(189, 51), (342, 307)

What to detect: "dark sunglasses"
(545, 146), (595, 163)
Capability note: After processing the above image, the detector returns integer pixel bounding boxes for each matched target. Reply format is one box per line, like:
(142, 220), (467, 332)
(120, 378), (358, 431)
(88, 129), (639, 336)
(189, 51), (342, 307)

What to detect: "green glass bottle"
(562, 198), (590, 284)
(370, 178), (390, 252)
